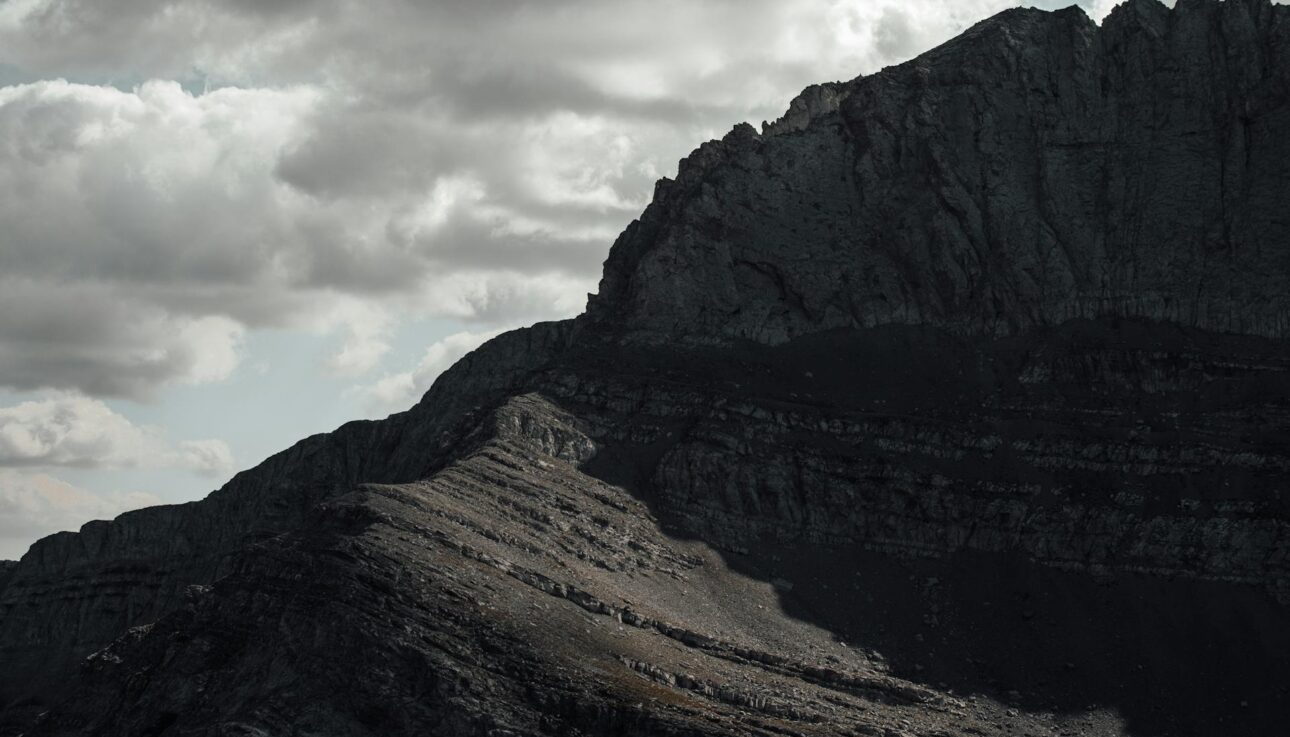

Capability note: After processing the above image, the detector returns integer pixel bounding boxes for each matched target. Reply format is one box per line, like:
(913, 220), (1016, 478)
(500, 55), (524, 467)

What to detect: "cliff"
(591, 0), (1290, 343)
(2, 2), (1288, 735)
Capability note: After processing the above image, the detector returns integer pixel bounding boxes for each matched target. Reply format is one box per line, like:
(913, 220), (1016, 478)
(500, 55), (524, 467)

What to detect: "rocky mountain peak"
(586, 0), (1289, 345)
(3, 3), (1289, 736)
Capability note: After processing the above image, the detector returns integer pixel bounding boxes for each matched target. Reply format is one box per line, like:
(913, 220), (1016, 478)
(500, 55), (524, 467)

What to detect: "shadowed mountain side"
(23, 377), (1290, 736)
(3, 2), (1290, 735)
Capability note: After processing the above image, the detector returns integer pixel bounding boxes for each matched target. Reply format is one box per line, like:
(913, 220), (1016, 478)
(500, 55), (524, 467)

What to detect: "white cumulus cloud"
(362, 328), (509, 416)
(0, 393), (234, 476)
(0, 470), (160, 559)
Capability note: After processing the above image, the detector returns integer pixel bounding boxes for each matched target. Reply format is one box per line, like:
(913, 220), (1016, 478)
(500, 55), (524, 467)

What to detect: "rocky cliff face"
(590, 0), (1290, 344)
(3, 2), (1289, 736)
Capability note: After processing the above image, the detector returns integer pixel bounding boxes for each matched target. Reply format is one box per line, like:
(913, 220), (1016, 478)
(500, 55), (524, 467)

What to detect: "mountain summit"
(3, 2), (1289, 735)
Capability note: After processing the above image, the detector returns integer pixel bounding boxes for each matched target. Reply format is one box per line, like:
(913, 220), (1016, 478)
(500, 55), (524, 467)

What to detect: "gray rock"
(3, 3), (1290, 736)
(588, 1), (1290, 345)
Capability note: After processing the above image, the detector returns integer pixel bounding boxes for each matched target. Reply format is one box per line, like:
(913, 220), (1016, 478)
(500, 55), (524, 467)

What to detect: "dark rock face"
(590, 0), (1290, 344)
(0, 322), (573, 708)
(3, 2), (1290, 736)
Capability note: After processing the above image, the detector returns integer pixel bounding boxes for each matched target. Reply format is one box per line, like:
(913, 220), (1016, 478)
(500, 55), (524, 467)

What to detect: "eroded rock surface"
(3, 2), (1289, 735)
(590, 0), (1290, 344)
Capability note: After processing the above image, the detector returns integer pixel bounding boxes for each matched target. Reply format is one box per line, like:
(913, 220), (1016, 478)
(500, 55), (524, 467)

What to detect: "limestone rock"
(3, 3), (1290, 736)
(588, 1), (1290, 344)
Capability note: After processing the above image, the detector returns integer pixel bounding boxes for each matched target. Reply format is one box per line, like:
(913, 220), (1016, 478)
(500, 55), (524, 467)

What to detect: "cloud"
(0, 393), (234, 476)
(174, 439), (236, 478)
(0, 280), (247, 397)
(0, 76), (614, 396)
(0, 469), (159, 559)
(1088, 0), (1180, 22)
(0, 79), (307, 396)
(320, 299), (394, 378)
(361, 328), (509, 416)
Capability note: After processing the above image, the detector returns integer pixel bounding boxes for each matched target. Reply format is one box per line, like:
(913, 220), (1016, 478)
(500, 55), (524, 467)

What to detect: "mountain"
(3, 1), (1289, 735)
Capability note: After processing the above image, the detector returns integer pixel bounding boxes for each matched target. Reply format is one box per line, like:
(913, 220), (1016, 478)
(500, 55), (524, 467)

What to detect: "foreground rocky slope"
(3, 2), (1289, 735)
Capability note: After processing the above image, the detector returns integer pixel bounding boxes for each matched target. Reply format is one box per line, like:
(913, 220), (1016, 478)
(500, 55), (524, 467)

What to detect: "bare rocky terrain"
(2, 1), (1289, 735)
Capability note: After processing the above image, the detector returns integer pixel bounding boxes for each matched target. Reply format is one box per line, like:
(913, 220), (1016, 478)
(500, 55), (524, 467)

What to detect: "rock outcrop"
(590, 0), (1290, 344)
(3, 2), (1289, 736)
(0, 322), (574, 708)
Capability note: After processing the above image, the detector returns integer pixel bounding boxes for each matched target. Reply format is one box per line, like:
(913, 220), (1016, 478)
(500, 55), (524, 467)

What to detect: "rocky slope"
(592, 0), (1290, 343)
(0, 321), (574, 707)
(3, 2), (1289, 735)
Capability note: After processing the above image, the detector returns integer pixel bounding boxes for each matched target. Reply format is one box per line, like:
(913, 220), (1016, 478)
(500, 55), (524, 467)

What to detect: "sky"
(0, 0), (1151, 559)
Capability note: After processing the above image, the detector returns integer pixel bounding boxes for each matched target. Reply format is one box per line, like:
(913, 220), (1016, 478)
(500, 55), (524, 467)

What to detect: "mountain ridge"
(3, 1), (1289, 734)
(590, 0), (1290, 343)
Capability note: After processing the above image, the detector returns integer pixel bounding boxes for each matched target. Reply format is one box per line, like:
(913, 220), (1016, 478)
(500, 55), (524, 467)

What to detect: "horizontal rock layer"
(555, 323), (1290, 602)
(0, 322), (574, 705)
(23, 393), (1290, 736)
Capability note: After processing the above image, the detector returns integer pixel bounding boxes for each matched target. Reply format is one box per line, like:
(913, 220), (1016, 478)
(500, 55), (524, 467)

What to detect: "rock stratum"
(3, 1), (1289, 735)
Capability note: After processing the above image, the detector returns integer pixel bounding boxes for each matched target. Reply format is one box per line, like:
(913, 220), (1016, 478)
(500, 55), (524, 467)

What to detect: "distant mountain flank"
(3, 2), (1289, 735)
